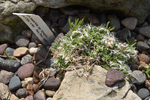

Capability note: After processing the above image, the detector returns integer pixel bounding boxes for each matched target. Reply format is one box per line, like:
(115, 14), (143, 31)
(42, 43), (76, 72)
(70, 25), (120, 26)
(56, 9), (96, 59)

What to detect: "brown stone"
(13, 47), (29, 57)
(138, 53), (150, 64)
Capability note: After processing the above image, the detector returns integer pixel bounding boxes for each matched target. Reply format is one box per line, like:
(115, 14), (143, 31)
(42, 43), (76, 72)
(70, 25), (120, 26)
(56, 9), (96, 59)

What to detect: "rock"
(137, 88), (150, 99)
(105, 68), (125, 87)
(60, 7), (78, 16)
(16, 88), (28, 98)
(52, 65), (140, 100)
(26, 83), (34, 96)
(34, 6), (49, 18)
(145, 96), (150, 100)
(48, 9), (60, 23)
(21, 54), (33, 65)
(139, 26), (150, 38)
(136, 34), (145, 41)
(0, 83), (11, 100)
(25, 95), (34, 100)
(107, 14), (120, 31)
(46, 97), (52, 100)
(9, 75), (21, 91)
(121, 17), (137, 30)
(43, 78), (60, 90)
(21, 77), (33, 88)
(145, 80), (150, 90)
(18, 63), (34, 80)
(0, 60), (21, 72)
(13, 47), (29, 57)
(0, 70), (14, 84)
(34, 47), (48, 63)
(14, 35), (29, 47)
(45, 90), (55, 97)
(10, 94), (19, 100)
(87, 14), (100, 25)
(58, 16), (67, 29)
(4, 47), (15, 56)
(138, 54), (150, 64)
(147, 39), (150, 45)
(138, 61), (149, 70)
(115, 28), (131, 42)
(34, 90), (46, 100)
(28, 42), (37, 48)
(29, 47), (38, 55)
(132, 70), (147, 85)
(137, 41), (150, 50)
(0, 43), (8, 55)
(22, 30), (32, 38)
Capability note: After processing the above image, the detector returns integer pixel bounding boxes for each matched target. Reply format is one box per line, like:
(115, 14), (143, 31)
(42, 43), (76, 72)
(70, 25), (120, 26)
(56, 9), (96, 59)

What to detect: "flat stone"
(137, 88), (150, 99)
(139, 26), (150, 38)
(121, 17), (137, 30)
(13, 47), (29, 57)
(14, 35), (29, 47)
(43, 78), (60, 90)
(18, 63), (34, 80)
(9, 75), (21, 91)
(0, 83), (10, 100)
(34, 90), (46, 100)
(0, 60), (21, 72)
(107, 14), (120, 31)
(138, 54), (150, 64)
(132, 70), (146, 85)
(21, 54), (33, 65)
(137, 41), (150, 49)
(105, 68), (125, 87)
(4, 47), (15, 56)
(0, 70), (14, 84)
(0, 43), (8, 55)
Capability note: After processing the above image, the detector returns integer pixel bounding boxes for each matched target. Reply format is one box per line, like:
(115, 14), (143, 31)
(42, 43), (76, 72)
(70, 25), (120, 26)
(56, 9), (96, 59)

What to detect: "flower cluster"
(50, 20), (138, 79)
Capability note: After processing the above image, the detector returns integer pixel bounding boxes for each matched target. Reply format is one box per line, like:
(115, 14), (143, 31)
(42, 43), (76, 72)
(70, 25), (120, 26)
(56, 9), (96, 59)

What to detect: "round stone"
(137, 41), (150, 50)
(28, 42), (37, 48)
(137, 88), (150, 99)
(18, 63), (34, 80)
(9, 75), (21, 91)
(45, 90), (56, 97)
(132, 70), (146, 85)
(4, 47), (15, 56)
(34, 90), (46, 100)
(138, 54), (150, 64)
(14, 35), (29, 47)
(16, 88), (28, 98)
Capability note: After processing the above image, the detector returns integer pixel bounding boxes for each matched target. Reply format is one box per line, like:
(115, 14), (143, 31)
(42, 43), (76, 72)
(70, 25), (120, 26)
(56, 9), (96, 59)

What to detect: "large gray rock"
(52, 65), (141, 100)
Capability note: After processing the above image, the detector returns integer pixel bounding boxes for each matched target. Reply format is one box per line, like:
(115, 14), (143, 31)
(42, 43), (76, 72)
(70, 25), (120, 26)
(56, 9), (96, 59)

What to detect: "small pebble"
(0, 70), (14, 84)
(28, 42), (37, 48)
(137, 41), (150, 50)
(14, 35), (29, 47)
(0, 43), (8, 55)
(121, 17), (137, 30)
(87, 14), (100, 25)
(9, 75), (21, 91)
(29, 47), (38, 55)
(0, 83), (10, 100)
(4, 47), (15, 56)
(25, 95), (34, 100)
(43, 77), (60, 90)
(10, 94), (19, 100)
(13, 47), (29, 57)
(34, 90), (46, 100)
(16, 88), (28, 98)
(136, 34), (145, 41)
(18, 63), (34, 80)
(132, 70), (146, 85)
(21, 54), (33, 65)
(138, 54), (150, 64)
(139, 26), (150, 38)
(105, 68), (125, 87)
(21, 77), (33, 88)
(137, 88), (150, 99)
(45, 90), (56, 97)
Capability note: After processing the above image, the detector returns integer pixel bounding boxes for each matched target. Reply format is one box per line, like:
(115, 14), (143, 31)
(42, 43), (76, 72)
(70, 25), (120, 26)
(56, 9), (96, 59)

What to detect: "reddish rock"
(105, 68), (125, 87)
(18, 63), (34, 80)
(43, 78), (60, 90)
(34, 90), (46, 100)
(0, 70), (14, 84)
(16, 88), (28, 98)
(138, 54), (150, 64)
(0, 43), (8, 55)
